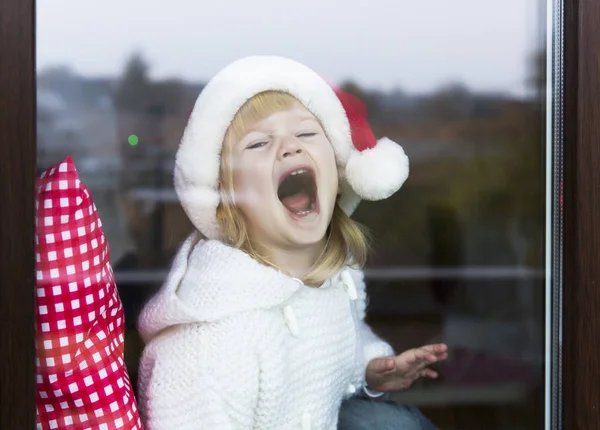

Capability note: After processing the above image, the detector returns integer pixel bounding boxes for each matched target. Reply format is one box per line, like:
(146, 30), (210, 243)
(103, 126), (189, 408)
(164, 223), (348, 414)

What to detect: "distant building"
(36, 68), (133, 264)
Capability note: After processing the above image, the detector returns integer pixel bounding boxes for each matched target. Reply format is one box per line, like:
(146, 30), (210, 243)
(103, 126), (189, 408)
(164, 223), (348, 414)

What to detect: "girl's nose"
(278, 137), (303, 159)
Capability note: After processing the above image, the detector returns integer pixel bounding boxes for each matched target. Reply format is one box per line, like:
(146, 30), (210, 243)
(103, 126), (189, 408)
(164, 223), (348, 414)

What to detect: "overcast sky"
(36, 0), (545, 96)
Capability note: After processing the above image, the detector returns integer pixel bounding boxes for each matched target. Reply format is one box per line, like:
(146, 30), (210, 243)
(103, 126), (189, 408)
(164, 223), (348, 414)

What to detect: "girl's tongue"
(281, 192), (311, 213)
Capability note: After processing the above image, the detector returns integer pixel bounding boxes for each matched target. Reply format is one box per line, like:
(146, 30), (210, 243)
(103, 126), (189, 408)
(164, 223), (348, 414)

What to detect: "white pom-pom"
(344, 137), (409, 201)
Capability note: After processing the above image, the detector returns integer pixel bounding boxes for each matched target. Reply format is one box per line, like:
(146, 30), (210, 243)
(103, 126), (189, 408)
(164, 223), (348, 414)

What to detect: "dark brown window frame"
(563, 0), (600, 427)
(1, 0), (598, 428)
(0, 0), (37, 428)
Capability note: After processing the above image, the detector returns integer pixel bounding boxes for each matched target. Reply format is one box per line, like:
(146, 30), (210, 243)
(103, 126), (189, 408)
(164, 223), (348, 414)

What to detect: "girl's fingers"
(396, 353), (430, 374)
(411, 349), (438, 365)
(379, 367), (440, 391)
(419, 351), (438, 363)
(397, 368), (438, 385)
(421, 368), (438, 379)
(396, 344), (449, 375)
(421, 343), (449, 356)
(368, 357), (396, 374)
(401, 350), (430, 366)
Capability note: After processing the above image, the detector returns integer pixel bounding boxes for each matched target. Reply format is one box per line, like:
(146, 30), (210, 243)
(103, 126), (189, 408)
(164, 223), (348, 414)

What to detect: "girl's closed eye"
(297, 132), (317, 138)
(247, 140), (268, 150)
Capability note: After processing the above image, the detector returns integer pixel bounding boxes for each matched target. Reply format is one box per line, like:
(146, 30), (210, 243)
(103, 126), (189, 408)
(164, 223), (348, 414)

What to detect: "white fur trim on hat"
(174, 55), (409, 239)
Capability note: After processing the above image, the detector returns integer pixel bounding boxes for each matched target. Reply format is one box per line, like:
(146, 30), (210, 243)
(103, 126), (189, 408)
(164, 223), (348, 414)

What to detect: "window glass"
(36, 1), (548, 428)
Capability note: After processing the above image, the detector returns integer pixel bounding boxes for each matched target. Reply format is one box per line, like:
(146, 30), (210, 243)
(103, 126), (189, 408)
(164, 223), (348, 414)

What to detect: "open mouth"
(277, 168), (318, 217)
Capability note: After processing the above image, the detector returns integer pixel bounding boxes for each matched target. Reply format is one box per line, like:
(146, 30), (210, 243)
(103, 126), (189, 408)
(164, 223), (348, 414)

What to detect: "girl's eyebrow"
(244, 130), (267, 138)
(299, 116), (318, 123)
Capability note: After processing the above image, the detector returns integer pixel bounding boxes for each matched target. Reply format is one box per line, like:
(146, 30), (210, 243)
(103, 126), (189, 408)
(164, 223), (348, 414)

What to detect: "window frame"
(1, 0), (599, 428)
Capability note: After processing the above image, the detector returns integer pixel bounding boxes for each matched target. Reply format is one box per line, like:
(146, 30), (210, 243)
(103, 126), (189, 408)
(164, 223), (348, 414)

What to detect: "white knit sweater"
(137, 234), (394, 430)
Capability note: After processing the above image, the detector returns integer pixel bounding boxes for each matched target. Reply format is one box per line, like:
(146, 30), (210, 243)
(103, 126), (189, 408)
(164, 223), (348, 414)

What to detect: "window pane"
(36, 1), (549, 428)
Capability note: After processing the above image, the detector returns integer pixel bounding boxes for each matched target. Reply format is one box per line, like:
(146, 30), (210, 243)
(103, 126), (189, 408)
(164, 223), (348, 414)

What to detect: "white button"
(347, 384), (357, 394)
(283, 305), (300, 337)
(301, 412), (311, 430)
(341, 271), (358, 300)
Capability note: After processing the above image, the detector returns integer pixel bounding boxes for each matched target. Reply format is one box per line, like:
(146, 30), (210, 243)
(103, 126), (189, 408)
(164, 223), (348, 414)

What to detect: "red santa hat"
(174, 55), (409, 239)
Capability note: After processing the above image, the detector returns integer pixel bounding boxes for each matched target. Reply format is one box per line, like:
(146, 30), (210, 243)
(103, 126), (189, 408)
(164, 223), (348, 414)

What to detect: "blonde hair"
(215, 90), (370, 285)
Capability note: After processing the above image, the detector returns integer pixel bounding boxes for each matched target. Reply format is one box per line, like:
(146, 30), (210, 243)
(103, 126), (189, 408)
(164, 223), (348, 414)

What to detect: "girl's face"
(226, 102), (339, 251)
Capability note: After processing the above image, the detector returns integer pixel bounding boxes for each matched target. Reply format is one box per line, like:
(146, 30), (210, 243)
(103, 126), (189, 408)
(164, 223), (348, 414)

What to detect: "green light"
(128, 134), (139, 146)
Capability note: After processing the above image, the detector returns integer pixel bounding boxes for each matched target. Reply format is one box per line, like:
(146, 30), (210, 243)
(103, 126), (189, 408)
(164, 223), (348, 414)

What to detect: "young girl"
(137, 55), (448, 429)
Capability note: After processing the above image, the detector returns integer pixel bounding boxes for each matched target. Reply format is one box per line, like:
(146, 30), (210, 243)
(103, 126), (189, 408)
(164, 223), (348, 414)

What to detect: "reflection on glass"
(36, 1), (547, 428)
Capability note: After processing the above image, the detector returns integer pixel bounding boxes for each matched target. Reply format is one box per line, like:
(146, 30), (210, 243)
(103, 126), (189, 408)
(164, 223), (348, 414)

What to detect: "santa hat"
(174, 55), (409, 240)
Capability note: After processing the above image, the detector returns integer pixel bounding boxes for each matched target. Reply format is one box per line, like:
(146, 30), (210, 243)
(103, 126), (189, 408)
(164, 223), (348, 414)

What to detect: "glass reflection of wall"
(36, 0), (547, 428)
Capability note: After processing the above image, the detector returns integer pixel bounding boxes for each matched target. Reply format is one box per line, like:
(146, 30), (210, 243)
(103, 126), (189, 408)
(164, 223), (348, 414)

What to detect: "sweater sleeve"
(348, 268), (395, 397)
(351, 268), (395, 362)
(351, 270), (394, 397)
(137, 322), (259, 430)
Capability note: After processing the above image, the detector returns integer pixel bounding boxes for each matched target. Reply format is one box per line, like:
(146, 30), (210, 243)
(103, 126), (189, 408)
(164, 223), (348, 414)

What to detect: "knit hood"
(138, 233), (308, 343)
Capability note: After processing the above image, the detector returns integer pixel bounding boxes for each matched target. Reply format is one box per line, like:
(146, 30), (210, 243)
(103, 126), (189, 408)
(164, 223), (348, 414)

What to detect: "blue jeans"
(338, 396), (437, 430)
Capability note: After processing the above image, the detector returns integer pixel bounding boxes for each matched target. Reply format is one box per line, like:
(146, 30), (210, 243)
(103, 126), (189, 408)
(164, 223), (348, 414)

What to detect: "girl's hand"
(365, 343), (448, 392)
